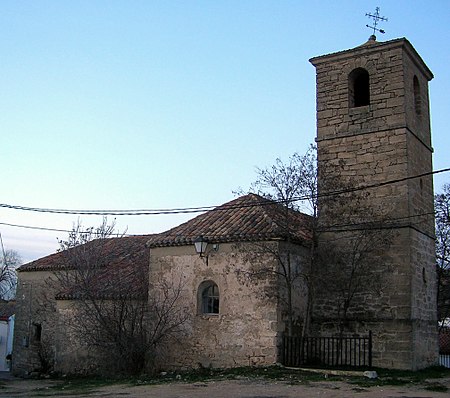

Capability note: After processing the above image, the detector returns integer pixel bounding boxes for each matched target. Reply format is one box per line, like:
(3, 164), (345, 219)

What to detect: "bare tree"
(315, 228), (391, 333)
(250, 144), (318, 215)
(0, 234), (21, 300)
(235, 146), (317, 337)
(436, 184), (450, 330)
(238, 145), (393, 338)
(235, 211), (311, 337)
(50, 218), (188, 375)
(313, 158), (397, 335)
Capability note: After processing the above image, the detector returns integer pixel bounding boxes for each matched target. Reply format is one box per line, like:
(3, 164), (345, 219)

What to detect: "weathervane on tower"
(366, 7), (388, 40)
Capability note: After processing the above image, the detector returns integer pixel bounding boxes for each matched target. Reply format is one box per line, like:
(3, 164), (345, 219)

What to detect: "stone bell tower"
(310, 37), (438, 369)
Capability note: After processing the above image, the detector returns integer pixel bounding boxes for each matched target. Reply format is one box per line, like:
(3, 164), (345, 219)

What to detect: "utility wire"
(0, 222), (142, 237)
(1, 167), (449, 216)
(0, 167), (448, 236)
(0, 222), (73, 234)
(0, 209), (437, 236)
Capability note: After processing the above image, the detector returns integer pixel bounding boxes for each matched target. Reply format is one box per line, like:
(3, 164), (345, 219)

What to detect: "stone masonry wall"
(14, 239), (310, 375)
(53, 300), (105, 375)
(314, 228), (437, 369)
(310, 38), (437, 369)
(13, 271), (60, 376)
(13, 270), (102, 376)
(150, 241), (309, 370)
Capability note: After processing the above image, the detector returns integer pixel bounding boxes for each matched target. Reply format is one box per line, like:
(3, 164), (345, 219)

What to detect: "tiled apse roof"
(19, 235), (152, 300)
(19, 235), (153, 272)
(147, 193), (312, 248)
(19, 194), (312, 273)
(17, 195), (311, 299)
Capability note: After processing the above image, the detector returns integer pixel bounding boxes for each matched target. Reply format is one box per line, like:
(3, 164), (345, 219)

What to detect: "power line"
(0, 208), (437, 237)
(320, 210), (436, 231)
(1, 167), (449, 217)
(0, 222), (72, 234)
(0, 167), (448, 237)
(314, 167), (450, 201)
(0, 221), (143, 237)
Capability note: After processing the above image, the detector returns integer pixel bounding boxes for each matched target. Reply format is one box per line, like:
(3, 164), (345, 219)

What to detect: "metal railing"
(281, 331), (372, 368)
(439, 354), (450, 368)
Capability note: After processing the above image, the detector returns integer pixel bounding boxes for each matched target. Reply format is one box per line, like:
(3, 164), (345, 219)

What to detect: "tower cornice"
(310, 37), (433, 81)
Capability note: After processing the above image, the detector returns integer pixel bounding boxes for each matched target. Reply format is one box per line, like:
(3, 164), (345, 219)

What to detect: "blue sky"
(1, 1), (449, 263)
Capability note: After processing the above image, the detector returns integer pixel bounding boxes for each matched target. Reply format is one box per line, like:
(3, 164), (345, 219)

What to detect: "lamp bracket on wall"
(194, 236), (219, 265)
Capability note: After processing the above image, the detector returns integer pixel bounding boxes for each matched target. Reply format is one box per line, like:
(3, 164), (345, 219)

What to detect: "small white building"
(0, 301), (15, 372)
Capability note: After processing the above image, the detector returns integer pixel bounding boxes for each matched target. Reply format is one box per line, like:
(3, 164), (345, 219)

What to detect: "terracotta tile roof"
(54, 236), (151, 300)
(55, 261), (148, 300)
(19, 235), (153, 272)
(17, 195), (311, 299)
(18, 235), (153, 300)
(147, 194), (312, 248)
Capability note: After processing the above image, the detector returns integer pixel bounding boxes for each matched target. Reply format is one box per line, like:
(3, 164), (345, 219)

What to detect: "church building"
(12, 35), (438, 374)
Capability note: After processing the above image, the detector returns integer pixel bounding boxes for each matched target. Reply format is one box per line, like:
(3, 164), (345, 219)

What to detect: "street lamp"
(194, 236), (208, 257)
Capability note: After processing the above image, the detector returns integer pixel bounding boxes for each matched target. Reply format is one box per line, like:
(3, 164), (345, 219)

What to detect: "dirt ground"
(1, 373), (450, 398)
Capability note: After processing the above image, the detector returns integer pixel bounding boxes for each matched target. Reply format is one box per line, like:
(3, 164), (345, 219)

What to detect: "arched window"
(413, 75), (422, 116)
(198, 281), (219, 314)
(349, 68), (370, 108)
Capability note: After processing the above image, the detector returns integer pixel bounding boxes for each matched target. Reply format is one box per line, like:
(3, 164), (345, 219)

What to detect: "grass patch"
(23, 365), (450, 396)
(41, 376), (122, 396)
(424, 382), (448, 392)
(350, 366), (450, 391)
(376, 366), (450, 381)
(38, 368), (310, 395)
(151, 365), (333, 384)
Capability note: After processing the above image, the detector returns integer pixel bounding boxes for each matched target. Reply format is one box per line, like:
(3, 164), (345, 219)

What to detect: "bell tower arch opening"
(349, 67), (370, 108)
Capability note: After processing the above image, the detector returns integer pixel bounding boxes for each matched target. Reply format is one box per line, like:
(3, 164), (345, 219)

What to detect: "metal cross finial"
(366, 7), (388, 38)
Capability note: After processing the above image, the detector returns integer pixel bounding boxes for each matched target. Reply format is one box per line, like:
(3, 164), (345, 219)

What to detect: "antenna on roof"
(365, 6), (388, 40)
